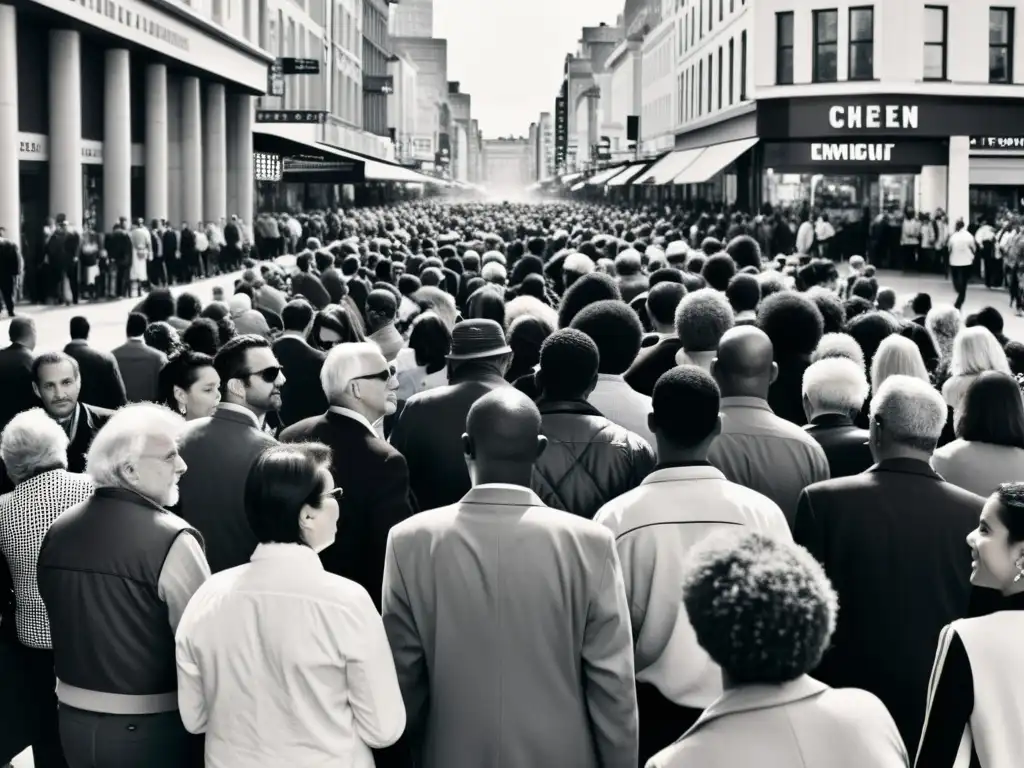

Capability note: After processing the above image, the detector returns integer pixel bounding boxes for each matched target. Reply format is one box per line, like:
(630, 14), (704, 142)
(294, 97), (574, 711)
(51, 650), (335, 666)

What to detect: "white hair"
(614, 248), (643, 275)
(802, 358), (870, 415)
(505, 295), (558, 332)
(320, 342), (382, 401)
(411, 287), (458, 331)
(925, 305), (962, 358)
(86, 404), (187, 489)
(869, 375), (948, 449)
(950, 326), (1011, 377)
(563, 252), (595, 276)
(0, 408), (70, 484)
(812, 332), (866, 370)
(481, 262), (507, 284)
(871, 335), (930, 391)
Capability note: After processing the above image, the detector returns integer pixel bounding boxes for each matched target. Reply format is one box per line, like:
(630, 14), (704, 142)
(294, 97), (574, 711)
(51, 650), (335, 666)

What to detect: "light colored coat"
(647, 676), (908, 768)
(382, 483), (638, 768)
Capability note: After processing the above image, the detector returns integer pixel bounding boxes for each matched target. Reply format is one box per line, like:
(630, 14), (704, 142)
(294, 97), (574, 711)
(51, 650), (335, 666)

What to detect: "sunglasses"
(245, 366), (281, 383)
(322, 486), (344, 500)
(354, 365), (397, 382)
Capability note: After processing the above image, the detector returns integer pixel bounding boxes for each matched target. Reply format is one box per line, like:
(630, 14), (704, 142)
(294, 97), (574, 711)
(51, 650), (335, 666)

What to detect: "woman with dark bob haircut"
(648, 530), (906, 768)
(174, 442), (406, 764)
(916, 481), (1024, 768)
(157, 348), (221, 420)
(395, 311), (451, 401)
(308, 305), (366, 351)
(931, 371), (1024, 497)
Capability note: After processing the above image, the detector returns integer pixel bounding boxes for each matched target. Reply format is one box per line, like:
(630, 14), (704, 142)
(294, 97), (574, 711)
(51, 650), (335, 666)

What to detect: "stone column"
(145, 63), (169, 222)
(231, 93), (254, 223)
(180, 76), (202, 225)
(49, 29), (83, 222)
(0, 5), (19, 236)
(203, 82), (227, 223)
(103, 49), (131, 226)
(947, 136), (971, 226)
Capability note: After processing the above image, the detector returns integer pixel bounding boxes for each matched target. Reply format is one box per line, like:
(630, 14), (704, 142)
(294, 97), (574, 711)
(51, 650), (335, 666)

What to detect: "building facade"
(640, 7), (674, 156)
(537, 111), (554, 180)
(391, 36), (448, 162)
(483, 137), (532, 191)
(448, 83), (472, 182)
(389, 0), (431, 38)
(361, 0), (391, 137)
(388, 52), (419, 162)
(0, 0), (272, 272)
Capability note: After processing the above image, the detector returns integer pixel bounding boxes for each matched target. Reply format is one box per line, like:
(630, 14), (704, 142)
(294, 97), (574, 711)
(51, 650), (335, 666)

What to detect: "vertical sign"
(268, 60), (285, 97)
(555, 87), (568, 172)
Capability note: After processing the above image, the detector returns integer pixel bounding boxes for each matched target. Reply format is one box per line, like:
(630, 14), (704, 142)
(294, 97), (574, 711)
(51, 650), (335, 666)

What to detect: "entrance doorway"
(19, 162), (48, 302)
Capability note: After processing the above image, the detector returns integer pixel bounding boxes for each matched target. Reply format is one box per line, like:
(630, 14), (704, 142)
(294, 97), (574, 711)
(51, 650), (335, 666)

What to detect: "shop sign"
(970, 136), (1024, 150)
(256, 110), (328, 124)
(763, 140), (948, 169)
(17, 133), (145, 165)
(812, 143), (895, 162)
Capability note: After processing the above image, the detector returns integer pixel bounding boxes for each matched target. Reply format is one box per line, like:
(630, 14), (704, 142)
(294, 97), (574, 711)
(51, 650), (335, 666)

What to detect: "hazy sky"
(433, 0), (625, 139)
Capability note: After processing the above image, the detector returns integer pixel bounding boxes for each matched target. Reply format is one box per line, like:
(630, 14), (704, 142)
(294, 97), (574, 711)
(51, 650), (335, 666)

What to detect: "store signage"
(971, 136), (1024, 149)
(64, 0), (189, 51)
(812, 142), (896, 162)
(828, 105), (918, 130)
(255, 110), (327, 124)
(280, 58), (320, 75)
(763, 140), (948, 169)
(363, 75), (395, 95)
(253, 152), (282, 182)
(555, 92), (568, 169)
(267, 61), (285, 97)
(17, 133), (144, 165)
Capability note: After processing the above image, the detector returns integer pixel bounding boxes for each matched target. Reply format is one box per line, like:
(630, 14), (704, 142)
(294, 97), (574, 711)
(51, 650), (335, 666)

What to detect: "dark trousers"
(900, 243), (919, 272)
(951, 265), (972, 309)
(1008, 267), (1021, 309)
(115, 264), (131, 298)
(0, 643), (68, 768)
(0, 273), (14, 316)
(59, 706), (202, 768)
(984, 254), (1003, 288)
(636, 681), (703, 766)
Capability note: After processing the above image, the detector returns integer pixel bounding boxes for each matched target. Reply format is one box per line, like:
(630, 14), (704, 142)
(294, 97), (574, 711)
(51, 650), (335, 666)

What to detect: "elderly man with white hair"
(562, 251), (596, 290)
(811, 332), (866, 370)
(801, 357), (873, 478)
(280, 342), (415, 610)
(794, 375), (985, 754)
(37, 403), (211, 768)
(0, 408), (93, 768)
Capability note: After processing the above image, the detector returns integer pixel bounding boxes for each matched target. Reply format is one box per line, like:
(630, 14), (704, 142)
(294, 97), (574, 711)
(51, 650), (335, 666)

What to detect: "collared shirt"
(176, 543), (406, 767)
(217, 401), (263, 429)
(707, 396), (831, 527)
(594, 464), (791, 708)
(55, 403), (81, 444)
(588, 373), (657, 452)
(328, 405), (379, 438)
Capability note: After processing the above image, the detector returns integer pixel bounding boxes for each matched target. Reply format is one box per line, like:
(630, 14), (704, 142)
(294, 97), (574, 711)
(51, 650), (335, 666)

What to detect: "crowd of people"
(0, 199), (1022, 768)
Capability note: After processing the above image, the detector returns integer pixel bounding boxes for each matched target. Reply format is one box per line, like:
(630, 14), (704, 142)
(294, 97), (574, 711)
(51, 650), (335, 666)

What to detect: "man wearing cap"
(390, 319), (513, 511)
(281, 342), (415, 610)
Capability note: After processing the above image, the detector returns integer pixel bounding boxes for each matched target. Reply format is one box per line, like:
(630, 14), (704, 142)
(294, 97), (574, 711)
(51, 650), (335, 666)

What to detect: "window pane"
(816, 10), (838, 43)
(850, 42), (874, 78)
(816, 43), (838, 81)
(924, 44), (945, 78)
(990, 9), (1011, 44)
(851, 8), (873, 41)
(924, 7), (945, 43)
(990, 46), (1010, 81)
(778, 13), (794, 46)
(778, 50), (794, 84)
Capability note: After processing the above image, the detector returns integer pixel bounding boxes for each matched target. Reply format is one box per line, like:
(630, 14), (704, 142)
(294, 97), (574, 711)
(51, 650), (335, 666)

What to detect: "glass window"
(924, 5), (948, 79)
(740, 30), (748, 99)
(776, 12), (794, 84)
(729, 37), (735, 104)
(813, 9), (839, 82)
(698, 59), (703, 116)
(990, 7), (1015, 83)
(707, 54), (713, 113)
(719, 0), (724, 21)
(717, 46), (723, 109)
(849, 7), (874, 80)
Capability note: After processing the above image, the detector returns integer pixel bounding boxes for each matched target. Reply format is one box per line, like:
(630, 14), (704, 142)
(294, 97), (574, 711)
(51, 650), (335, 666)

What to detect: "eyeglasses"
(244, 366), (281, 383)
(354, 365), (396, 382)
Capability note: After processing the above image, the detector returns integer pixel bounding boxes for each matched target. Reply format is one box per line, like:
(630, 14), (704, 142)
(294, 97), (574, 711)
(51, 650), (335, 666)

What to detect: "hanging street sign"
(255, 110), (328, 124)
(280, 58), (320, 75)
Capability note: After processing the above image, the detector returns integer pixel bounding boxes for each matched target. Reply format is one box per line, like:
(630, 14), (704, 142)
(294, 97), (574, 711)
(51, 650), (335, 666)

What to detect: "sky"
(433, 0), (625, 139)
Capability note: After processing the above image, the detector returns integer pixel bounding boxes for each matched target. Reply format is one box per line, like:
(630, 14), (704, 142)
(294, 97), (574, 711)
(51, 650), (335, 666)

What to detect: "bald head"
(465, 389), (543, 463)
(712, 326), (777, 398)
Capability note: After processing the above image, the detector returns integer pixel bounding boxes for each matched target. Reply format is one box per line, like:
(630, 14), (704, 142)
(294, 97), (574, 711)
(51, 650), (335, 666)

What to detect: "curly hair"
(757, 291), (825, 359)
(674, 288), (735, 352)
(701, 253), (738, 292)
(683, 530), (838, 685)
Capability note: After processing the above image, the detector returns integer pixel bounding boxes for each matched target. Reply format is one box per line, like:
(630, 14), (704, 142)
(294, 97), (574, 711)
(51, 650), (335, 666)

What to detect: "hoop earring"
(1015, 559), (1024, 584)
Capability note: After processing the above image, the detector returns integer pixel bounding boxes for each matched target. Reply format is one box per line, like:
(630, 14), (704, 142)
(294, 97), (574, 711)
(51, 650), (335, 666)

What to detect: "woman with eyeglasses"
(308, 305), (365, 352)
(175, 442), (405, 768)
(158, 348), (221, 420)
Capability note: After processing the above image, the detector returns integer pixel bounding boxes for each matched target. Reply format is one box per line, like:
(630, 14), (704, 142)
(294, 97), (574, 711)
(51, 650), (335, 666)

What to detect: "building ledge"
(148, 0), (274, 64)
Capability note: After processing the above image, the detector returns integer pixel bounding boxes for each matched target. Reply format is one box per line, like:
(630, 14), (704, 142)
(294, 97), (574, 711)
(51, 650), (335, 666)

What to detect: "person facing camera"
(647, 530), (907, 768)
(175, 442), (405, 768)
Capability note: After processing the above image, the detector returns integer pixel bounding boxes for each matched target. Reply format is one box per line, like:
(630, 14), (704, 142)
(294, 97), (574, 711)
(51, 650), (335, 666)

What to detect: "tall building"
(537, 112), (554, 180)
(0, 0), (271, 297)
(390, 0), (433, 38)
(561, 22), (624, 170)
(483, 137), (533, 190)
(362, 0), (392, 137)
(391, 37), (449, 164)
(388, 53), (420, 162)
(448, 82), (473, 182)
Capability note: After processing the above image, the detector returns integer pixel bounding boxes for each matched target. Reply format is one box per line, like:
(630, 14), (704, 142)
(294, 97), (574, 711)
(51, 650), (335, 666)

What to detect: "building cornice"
(146, 0), (273, 63)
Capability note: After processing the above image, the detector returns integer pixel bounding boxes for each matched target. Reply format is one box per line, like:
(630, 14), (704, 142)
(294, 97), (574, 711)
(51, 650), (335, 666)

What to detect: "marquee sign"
(971, 136), (1024, 150)
(762, 140), (948, 169)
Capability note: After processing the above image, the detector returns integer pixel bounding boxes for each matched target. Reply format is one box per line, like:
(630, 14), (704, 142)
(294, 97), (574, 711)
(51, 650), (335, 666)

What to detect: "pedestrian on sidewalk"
(948, 219), (977, 311)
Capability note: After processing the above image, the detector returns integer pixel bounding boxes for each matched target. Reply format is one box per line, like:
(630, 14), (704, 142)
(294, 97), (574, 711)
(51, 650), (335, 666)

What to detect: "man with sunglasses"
(177, 335), (283, 574)
(281, 343), (415, 611)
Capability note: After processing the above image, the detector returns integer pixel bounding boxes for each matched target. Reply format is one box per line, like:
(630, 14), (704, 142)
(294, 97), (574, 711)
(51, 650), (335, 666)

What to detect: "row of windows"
(676, 31), (747, 126)
(677, 0), (748, 57)
(775, 5), (1016, 85)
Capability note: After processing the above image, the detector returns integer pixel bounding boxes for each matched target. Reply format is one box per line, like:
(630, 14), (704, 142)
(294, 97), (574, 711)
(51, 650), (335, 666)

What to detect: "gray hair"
(871, 335), (930, 391)
(675, 288), (735, 352)
(320, 342), (382, 401)
(0, 408), (69, 484)
(950, 326), (1011, 377)
(86, 404), (187, 489)
(811, 332), (866, 370)
(803, 358), (870, 415)
(563, 252), (596, 276)
(869, 375), (948, 450)
(925, 305), (962, 358)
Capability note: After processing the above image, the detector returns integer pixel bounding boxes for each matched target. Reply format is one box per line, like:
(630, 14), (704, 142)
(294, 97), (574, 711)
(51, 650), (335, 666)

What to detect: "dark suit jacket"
(0, 343), (37, 432)
(64, 340), (127, 410)
(389, 373), (510, 511)
(272, 335), (328, 427)
(280, 410), (417, 609)
(67, 403), (114, 473)
(803, 415), (873, 478)
(290, 272), (332, 310)
(793, 458), (984, 753)
(111, 339), (167, 403)
(623, 336), (683, 397)
(177, 406), (276, 573)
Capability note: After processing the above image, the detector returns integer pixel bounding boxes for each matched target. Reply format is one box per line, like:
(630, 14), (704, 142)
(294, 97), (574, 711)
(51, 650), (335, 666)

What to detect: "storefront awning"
(672, 137), (759, 184)
(605, 163), (648, 187)
(314, 143), (444, 185)
(632, 149), (704, 185)
(587, 165), (628, 186)
(561, 171), (584, 184)
(570, 180), (588, 192)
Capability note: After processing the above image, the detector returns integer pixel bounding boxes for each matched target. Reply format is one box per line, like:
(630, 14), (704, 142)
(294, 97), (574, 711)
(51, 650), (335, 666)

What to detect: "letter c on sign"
(829, 107), (844, 129)
(811, 143), (823, 161)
